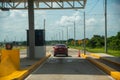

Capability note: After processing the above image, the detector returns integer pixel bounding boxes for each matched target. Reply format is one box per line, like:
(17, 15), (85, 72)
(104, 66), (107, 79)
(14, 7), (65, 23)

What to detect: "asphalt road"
(25, 46), (114, 80)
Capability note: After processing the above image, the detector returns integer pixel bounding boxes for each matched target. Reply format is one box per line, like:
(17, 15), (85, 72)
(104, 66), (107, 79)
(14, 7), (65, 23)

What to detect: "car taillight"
(54, 47), (58, 50)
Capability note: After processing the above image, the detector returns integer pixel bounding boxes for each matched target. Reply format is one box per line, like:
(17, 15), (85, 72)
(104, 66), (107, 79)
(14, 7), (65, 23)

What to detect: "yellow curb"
(0, 54), (51, 80)
(0, 70), (28, 80)
(90, 53), (120, 67)
(81, 53), (87, 59)
(101, 57), (120, 67)
(90, 53), (100, 59)
(87, 57), (120, 80)
(18, 54), (51, 80)
(111, 71), (120, 80)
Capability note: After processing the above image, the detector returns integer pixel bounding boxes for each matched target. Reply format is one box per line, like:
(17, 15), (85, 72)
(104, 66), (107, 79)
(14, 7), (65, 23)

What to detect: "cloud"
(86, 18), (96, 26)
(53, 11), (108, 39)
(56, 11), (81, 27)
(0, 10), (11, 18)
(0, 10), (47, 41)
(0, 0), (119, 41)
(9, 10), (27, 18)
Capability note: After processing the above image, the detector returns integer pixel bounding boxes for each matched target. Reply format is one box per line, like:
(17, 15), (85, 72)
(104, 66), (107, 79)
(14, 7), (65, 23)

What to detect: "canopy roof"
(0, 0), (87, 10)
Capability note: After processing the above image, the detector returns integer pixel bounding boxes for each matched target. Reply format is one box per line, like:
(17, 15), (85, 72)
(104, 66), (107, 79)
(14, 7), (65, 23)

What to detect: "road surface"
(25, 46), (114, 80)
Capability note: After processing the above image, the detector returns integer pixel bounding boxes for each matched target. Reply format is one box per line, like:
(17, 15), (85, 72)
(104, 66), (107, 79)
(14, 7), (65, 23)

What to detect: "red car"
(53, 44), (69, 57)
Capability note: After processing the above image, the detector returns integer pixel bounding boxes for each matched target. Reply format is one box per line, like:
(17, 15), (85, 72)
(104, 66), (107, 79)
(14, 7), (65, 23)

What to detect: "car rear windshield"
(56, 45), (66, 47)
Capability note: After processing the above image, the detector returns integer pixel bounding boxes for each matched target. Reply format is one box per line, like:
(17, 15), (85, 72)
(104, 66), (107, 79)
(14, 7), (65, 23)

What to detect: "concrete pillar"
(28, 0), (35, 59)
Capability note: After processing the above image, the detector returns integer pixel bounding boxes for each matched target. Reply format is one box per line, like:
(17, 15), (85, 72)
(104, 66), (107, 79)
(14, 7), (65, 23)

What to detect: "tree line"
(68, 32), (120, 50)
(0, 32), (119, 51)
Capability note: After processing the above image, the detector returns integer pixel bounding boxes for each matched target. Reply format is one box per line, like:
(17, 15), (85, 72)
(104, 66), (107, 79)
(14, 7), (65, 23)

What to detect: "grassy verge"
(86, 48), (120, 57)
(69, 46), (120, 57)
(0, 46), (27, 50)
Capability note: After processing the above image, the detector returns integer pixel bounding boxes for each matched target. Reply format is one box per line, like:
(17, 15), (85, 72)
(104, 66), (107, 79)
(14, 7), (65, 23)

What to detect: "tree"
(87, 35), (104, 48)
(108, 32), (120, 50)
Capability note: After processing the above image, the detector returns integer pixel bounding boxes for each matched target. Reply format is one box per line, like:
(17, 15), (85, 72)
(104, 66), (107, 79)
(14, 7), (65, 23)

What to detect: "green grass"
(0, 46), (27, 50)
(69, 46), (120, 57)
(86, 48), (120, 57)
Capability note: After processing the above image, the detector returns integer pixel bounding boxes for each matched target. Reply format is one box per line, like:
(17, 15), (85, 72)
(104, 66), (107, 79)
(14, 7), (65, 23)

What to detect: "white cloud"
(86, 18), (96, 26)
(56, 11), (81, 27)
(0, 11), (11, 18)
(9, 10), (27, 17)
(0, 10), (29, 41)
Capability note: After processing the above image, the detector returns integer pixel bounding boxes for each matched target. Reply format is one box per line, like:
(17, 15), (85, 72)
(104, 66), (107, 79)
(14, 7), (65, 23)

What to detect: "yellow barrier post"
(0, 49), (20, 77)
(1, 49), (20, 69)
(0, 53), (1, 63)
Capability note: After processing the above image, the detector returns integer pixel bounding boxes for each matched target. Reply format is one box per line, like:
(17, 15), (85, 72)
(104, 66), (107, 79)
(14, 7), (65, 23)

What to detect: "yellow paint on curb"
(111, 71), (120, 80)
(87, 57), (120, 80)
(90, 53), (120, 67)
(90, 53), (100, 59)
(81, 53), (87, 59)
(0, 54), (51, 80)
(101, 57), (120, 67)
(18, 54), (51, 80)
(0, 70), (28, 80)
(87, 57), (115, 74)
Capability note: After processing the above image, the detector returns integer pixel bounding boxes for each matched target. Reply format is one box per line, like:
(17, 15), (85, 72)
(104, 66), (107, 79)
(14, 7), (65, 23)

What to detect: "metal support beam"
(62, 29), (63, 43)
(83, 11), (86, 55)
(44, 19), (46, 45)
(74, 21), (76, 46)
(0, 0), (87, 10)
(59, 31), (61, 43)
(28, 0), (35, 59)
(67, 26), (68, 45)
(105, 0), (107, 53)
(44, 19), (46, 30)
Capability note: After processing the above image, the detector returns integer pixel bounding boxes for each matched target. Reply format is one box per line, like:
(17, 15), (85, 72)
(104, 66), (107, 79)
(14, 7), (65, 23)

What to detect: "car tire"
(66, 54), (68, 57)
(54, 54), (56, 57)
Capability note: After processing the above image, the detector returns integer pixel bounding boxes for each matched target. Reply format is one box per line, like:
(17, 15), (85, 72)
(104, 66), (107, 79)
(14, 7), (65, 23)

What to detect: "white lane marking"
(25, 60), (47, 80)
(86, 60), (115, 80)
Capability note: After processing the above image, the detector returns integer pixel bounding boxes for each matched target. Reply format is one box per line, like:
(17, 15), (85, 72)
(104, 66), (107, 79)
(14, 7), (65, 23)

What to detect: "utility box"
(27, 29), (46, 59)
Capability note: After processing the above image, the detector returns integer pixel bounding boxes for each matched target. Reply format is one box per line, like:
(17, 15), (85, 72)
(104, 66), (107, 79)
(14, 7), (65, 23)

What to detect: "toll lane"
(25, 46), (114, 80)
(26, 58), (114, 80)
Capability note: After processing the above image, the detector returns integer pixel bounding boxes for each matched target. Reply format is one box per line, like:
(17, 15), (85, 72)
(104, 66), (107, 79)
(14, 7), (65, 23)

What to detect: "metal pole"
(28, 0), (35, 59)
(44, 19), (46, 45)
(105, 0), (107, 53)
(54, 33), (55, 41)
(56, 33), (59, 42)
(67, 26), (68, 45)
(44, 19), (46, 30)
(84, 11), (86, 55)
(59, 31), (61, 43)
(62, 30), (63, 44)
(74, 21), (76, 46)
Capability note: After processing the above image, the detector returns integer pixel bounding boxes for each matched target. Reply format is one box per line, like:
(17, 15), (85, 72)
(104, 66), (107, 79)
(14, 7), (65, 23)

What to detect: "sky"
(0, 0), (120, 42)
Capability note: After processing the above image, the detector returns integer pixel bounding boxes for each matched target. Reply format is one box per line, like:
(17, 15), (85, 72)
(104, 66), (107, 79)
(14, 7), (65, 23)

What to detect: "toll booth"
(27, 29), (46, 59)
